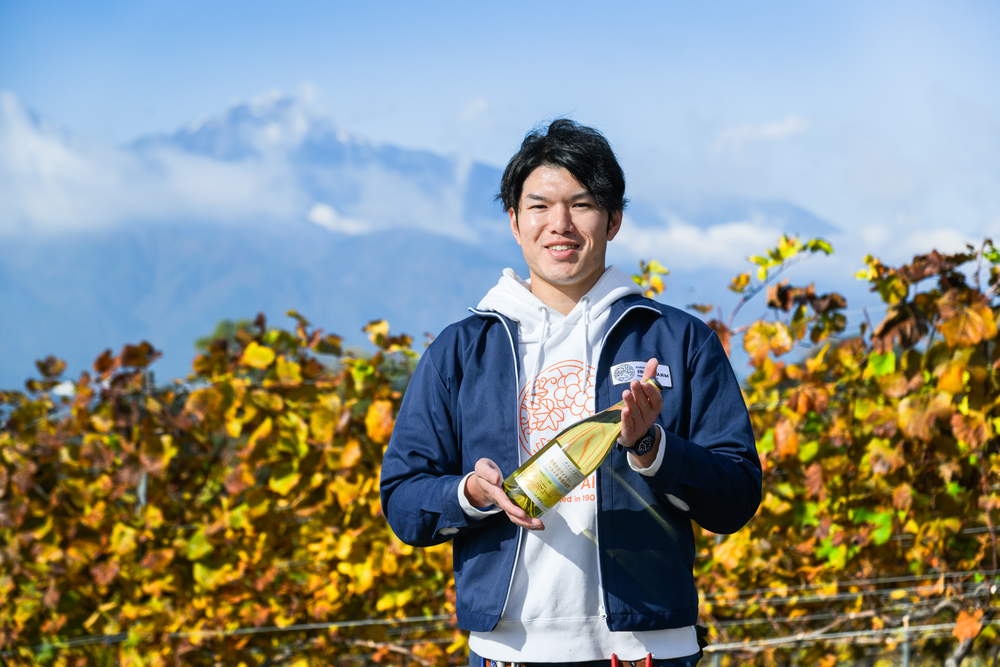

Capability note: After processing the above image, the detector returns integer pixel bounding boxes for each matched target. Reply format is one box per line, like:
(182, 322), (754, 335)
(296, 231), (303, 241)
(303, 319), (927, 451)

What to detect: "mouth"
(546, 244), (580, 251)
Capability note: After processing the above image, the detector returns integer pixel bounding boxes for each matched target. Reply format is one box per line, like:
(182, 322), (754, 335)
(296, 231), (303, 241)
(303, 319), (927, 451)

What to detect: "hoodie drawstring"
(580, 296), (591, 389)
(529, 307), (549, 405)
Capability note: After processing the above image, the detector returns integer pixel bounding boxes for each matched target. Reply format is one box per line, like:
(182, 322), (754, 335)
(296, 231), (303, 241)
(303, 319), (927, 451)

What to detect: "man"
(380, 119), (761, 666)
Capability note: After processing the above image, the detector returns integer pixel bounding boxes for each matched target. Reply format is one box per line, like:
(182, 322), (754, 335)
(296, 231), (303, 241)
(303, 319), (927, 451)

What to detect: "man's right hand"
(465, 458), (544, 531)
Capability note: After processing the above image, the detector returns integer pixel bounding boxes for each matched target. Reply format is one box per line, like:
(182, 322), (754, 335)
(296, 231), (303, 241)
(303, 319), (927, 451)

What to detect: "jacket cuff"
(627, 425), (667, 476)
(457, 471), (504, 519)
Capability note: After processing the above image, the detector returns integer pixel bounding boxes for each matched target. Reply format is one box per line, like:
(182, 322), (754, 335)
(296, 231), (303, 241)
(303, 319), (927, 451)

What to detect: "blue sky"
(2, 0), (999, 262)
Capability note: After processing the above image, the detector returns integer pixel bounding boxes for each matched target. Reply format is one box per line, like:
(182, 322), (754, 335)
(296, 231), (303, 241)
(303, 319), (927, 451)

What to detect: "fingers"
(474, 458), (502, 486)
(619, 358), (663, 444)
(642, 358), (659, 382)
(472, 458), (544, 530)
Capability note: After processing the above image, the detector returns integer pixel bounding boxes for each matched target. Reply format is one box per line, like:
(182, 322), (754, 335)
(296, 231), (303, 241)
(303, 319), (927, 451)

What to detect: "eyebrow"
(523, 191), (594, 203)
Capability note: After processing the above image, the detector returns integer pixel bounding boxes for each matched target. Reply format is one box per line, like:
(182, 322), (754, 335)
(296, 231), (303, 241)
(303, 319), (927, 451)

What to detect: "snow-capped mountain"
(0, 91), (837, 388)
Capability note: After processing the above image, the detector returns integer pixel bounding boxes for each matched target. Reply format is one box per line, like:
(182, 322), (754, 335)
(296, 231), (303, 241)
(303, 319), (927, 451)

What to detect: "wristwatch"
(630, 426), (657, 456)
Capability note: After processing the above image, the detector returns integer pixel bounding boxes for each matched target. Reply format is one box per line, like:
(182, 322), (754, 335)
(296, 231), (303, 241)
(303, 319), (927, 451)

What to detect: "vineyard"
(1, 237), (998, 666)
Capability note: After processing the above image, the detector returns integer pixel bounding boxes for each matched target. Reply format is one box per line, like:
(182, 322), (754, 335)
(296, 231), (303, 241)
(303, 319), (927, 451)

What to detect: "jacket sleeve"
(379, 348), (502, 547)
(642, 332), (762, 534)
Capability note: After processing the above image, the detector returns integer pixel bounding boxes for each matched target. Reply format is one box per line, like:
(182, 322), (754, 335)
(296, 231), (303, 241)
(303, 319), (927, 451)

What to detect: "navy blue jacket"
(380, 294), (761, 633)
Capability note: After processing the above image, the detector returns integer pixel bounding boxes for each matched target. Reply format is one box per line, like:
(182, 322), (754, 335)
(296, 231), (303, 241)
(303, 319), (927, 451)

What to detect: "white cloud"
(0, 91), (303, 233)
(713, 115), (810, 155)
(0, 90), (478, 240)
(458, 97), (489, 124)
(850, 224), (979, 264)
(610, 215), (783, 272)
(307, 203), (371, 235)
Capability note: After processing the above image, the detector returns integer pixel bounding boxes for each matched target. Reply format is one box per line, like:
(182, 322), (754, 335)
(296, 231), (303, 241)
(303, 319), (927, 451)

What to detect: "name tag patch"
(610, 361), (672, 388)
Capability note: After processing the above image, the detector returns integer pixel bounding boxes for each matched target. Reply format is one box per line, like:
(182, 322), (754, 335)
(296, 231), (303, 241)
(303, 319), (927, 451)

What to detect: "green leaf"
(184, 529), (214, 561)
(872, 511), (894, 545)
(805, 238), (834, 255)
(758, 428), (775, 453)
(867, 351), (896, 378)
(269, 468), (301, 496)
(194, 562), (232, 591)
(798, 440), (819, 463)
(646, 259), (669, 275)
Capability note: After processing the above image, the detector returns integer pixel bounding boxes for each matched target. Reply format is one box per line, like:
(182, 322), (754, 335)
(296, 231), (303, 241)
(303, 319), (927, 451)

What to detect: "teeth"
(549, 245), (577, 251)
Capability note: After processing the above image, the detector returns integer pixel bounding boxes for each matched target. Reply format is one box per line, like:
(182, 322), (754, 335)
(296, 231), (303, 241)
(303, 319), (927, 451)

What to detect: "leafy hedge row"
(1, 316), (456, 666)
(1, 238), (998, 666)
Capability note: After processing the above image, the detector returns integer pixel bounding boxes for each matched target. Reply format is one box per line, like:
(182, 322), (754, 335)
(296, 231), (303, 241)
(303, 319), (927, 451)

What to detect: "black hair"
(497, 118), (628, 220)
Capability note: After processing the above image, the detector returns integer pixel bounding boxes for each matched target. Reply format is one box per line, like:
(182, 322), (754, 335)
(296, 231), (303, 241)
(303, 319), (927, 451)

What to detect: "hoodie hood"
(476, 265), (643, 339)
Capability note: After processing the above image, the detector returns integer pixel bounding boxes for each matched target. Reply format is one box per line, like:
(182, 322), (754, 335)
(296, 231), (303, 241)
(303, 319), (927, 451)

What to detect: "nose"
(549, 203), (574, 232)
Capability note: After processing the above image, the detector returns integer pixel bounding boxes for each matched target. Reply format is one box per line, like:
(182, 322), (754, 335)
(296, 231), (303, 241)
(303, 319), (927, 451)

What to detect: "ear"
(606, 209), (624, 242)
(509, 207), (522, 245)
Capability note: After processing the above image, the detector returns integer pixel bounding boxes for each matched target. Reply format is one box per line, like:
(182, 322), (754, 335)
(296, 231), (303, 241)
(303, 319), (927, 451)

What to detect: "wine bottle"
(502, 377), (664, 517)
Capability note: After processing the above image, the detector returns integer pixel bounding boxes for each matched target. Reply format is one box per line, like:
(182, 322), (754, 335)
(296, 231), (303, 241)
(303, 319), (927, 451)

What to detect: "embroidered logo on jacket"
(609, 361), (672, 388)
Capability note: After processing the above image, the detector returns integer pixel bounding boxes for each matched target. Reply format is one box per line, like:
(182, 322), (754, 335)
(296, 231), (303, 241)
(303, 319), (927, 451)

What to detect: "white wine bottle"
(503, 378), (664, 517)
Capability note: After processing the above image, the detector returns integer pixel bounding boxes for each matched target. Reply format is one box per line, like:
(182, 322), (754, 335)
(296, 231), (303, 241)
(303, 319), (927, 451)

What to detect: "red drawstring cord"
(610, 654), (653, 667)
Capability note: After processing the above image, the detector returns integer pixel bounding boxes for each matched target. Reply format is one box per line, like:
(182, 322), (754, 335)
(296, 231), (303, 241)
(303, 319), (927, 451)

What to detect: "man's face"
(509, 165), (622, 301)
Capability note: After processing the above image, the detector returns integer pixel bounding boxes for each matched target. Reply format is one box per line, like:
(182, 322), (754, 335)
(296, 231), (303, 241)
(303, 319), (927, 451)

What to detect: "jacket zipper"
(471, 302), (661, 624)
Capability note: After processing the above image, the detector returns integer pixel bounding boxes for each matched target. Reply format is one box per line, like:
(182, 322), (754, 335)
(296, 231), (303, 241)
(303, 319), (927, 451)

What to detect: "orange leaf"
(892, 483), (912, 511)
(953, 608), (984, 642)
(775, 418), (799, 458)
(804, 463), (825, 499)
(898, 392), (952, 441)
(90, 560), (120, 586)
(938, 291), (998, 348)
(365, 400), (395, 444)
(35, 356), (67, 379)
(951, 413), (991, 448)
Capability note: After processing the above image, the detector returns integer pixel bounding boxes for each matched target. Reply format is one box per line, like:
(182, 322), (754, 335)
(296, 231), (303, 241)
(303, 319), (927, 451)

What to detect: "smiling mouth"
(546, 244), (579, 251)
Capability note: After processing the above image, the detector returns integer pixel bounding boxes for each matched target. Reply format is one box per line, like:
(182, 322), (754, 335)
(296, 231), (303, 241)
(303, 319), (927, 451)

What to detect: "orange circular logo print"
(518, 360), (595, 456)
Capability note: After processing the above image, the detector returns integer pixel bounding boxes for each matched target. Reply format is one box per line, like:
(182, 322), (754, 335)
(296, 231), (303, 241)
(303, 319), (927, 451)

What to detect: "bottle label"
(514, 444), (587, 513)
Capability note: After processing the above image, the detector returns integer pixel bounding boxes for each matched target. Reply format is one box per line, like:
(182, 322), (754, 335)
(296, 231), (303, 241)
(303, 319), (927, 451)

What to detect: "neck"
(528, 268), (605, 316)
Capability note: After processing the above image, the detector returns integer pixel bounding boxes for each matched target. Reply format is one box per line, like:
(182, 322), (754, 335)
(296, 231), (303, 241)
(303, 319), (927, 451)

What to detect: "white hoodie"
(464, 266), (698, 662)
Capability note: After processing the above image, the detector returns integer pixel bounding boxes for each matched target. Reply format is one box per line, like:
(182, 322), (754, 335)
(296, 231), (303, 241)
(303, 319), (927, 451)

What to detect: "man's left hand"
(618, 358), (663, 467)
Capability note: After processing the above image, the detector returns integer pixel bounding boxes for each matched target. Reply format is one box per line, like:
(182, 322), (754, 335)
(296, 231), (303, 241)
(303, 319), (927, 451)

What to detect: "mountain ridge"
(0, 91), (839, 388)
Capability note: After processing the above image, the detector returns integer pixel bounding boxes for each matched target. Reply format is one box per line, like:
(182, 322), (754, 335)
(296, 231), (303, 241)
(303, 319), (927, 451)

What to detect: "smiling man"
(381, 120), (761, 667)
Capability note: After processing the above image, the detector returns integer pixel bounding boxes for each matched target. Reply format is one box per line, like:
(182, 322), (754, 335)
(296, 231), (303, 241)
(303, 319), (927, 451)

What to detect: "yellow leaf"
(364, 319), (390, 344)
(939, 300), (997, 348)
(269, 469), (300, 496)
(193, 562), (232, 591)
(91, 413), (112, 433)
(241, 342), (275, 369)
(185, 387), (224, 420)
(275, 355), (302, 386)
(729, 272), (751, 293)
(744, 321), (794, 362)
(249, 417), (273, 449)
(936, 361), (966, 395)
(310, 408), (337, 444)
(110, 524), (138, 556)
(250, 390), (284, 412)
(365, 400), (395, 444)
(184, 529), (214, 561)
(340, 439), (362, 468)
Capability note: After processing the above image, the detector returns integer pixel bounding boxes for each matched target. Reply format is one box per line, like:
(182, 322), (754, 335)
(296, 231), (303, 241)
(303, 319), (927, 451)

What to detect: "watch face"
(634, 430), (656, 456)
